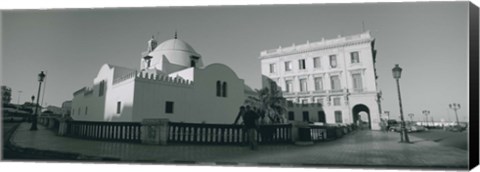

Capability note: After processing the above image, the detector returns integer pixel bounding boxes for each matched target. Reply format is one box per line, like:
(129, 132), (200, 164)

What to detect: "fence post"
(48, 118), (56, 129)
(141, 119), (169, 145)
(57, 118), (68, 136)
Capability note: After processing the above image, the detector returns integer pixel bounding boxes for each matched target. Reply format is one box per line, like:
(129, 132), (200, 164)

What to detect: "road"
(409, 129), (468, 150)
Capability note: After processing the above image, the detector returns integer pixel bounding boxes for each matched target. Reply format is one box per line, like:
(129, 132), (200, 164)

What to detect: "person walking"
(233, 106), (245, 125)
(243, 105), (259, 150)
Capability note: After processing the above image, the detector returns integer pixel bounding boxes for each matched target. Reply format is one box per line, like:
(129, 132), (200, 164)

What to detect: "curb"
(5, 123), (121, 161)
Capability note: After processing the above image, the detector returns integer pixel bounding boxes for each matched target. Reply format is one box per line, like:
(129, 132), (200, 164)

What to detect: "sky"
(1, 2), (470, 122)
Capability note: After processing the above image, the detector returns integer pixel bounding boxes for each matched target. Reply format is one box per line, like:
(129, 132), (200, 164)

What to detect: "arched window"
(222, 82), (227, 97)
(216, 81), (221, 97)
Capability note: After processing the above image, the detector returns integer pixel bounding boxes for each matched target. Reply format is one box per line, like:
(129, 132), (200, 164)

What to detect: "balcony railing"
(329, 89), (345, 94)
(352, 88), (364, 93)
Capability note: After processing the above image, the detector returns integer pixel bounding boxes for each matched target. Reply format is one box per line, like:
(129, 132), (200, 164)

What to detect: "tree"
(244, 83), (287, 124)
(2, 85), (12, 105)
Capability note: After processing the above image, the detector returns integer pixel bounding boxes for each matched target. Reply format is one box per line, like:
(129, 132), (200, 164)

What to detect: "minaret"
(147, 35), (158, 52)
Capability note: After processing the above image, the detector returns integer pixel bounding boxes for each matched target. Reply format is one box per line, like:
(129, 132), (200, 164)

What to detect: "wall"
(131, 75), (193, 122)
(191, 64), (245, 124)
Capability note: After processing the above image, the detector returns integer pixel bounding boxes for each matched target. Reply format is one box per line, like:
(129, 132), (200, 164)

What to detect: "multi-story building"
(259, 31), (382, 130)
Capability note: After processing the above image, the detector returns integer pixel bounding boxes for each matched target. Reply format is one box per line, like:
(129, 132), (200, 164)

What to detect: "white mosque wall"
(190, 64), (245, 124)
(131, 77), (194, 122)
(105, 78), (136, 121)
(168, 67), (195, 82)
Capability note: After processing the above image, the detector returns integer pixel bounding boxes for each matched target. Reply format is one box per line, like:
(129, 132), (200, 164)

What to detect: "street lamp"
(392, 64), (410, 143)
(449, 103), (460, 126)
(30, 71), (46, 131)
(422, 110), (430, 127)
(384, 111), (390, 120)
(408, 113), (414, 122)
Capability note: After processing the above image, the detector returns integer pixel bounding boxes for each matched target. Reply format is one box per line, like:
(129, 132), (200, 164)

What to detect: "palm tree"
(244, 85), (287, 124)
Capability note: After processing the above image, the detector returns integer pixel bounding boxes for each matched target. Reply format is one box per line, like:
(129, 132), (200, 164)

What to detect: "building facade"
(72, 35), (248, 124)
(259, 31), (382, 130)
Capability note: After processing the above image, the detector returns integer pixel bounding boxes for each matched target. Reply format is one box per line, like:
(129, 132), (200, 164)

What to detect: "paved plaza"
(6, 123), (468, 169)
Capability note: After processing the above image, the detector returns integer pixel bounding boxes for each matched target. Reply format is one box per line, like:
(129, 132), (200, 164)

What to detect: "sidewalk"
(8, 123), (468, 169)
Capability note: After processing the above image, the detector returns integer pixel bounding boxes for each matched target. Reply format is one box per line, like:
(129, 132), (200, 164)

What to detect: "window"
(72, 109), (75, 115)
(313, 57), (321, 68)
(350, 51), (360, 64)
(99, 80), (105, 96)
(333, 97), (341, 106)
(335, 111), (343, 123)
(285, 61), (292, 71)
(315, 98), (323, 106)
(288, 111), (295, 120)
(165, 101), (174, 114)
(287, 101), (294, 107)
(314, 77), (323, 91)
(269, 63), (276, 73)
(318, 111), (326, 123)
(329, 55), (337, 68)
(302, 111), (310, 122)
(85, 107), (88, 115)
(298, 59), (306, 70)
(330, 75), (341, 90)
(191, 60), (196, 67)
(299, 79), (308, 92)
(285, 80), (293, 92)
(352, 73), (363, 91)
(78, 108), (81, 115)
(147, 59), (151, 67)
(222, 82), (227, 97)
(216, 81), (221, 97)
(116, 102), (121, 114)
(302, 99), (308, 106)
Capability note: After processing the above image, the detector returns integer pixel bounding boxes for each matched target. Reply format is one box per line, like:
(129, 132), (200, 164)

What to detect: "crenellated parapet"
(134, 71), (194, 87)
(73, 86), (94, 96)
(112, 71), (138, 85)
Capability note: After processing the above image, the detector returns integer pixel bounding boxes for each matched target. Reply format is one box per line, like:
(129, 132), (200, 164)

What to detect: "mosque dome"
(153, 38), (200, 56)
(145, 36), (203, 71)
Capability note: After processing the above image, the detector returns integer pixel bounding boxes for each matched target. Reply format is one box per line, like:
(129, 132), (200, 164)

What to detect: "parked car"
(446, 124), (467, 132)
(389, 124), (425, 132)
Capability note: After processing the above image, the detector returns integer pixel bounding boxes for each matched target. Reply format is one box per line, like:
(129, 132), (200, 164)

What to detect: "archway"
(352, 104), (371, 130)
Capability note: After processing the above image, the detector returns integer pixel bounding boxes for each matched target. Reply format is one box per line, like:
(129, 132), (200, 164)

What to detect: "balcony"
(329, 89), (346, 94)
(312, 90), (327, 95)
(297, 91), (310, 96)
(352, 88), (364, 93)
(283, 92), (296, 97)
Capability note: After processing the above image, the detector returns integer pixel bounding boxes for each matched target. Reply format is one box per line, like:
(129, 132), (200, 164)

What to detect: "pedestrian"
(243, 105), (259, 150)
(233, 106), (245, 125)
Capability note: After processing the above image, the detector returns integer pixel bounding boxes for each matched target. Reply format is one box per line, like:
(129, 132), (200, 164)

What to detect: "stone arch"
(352, 104), (371, 129)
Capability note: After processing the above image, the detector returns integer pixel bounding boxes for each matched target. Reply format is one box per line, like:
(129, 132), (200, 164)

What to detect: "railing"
(168, 122), (292, 144)
(309, 125), (327, 141)
(66, 121), (141, 143)
(309, 124), (356, 141)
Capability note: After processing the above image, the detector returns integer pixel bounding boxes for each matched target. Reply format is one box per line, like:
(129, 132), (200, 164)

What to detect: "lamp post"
(449, 103), (460, 126)
(17, 90), (22, 104)
(392, 64), (409, 143)
(422, 110), (430, 127)
(30, 71), (46, 131)
(408, 113), (414, 123)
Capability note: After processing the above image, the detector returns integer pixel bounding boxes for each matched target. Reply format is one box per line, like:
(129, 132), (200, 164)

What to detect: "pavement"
(5, 122), (469, 170)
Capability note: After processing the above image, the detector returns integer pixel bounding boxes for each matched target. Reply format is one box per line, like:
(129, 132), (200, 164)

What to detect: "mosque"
(71, 33), (253, 123)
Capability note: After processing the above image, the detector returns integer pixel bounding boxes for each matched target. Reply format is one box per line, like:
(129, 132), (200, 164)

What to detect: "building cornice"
(259, 32), (374, 60)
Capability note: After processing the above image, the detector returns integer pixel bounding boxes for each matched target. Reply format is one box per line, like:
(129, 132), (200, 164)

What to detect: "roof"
(153, 38), (199, 55)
